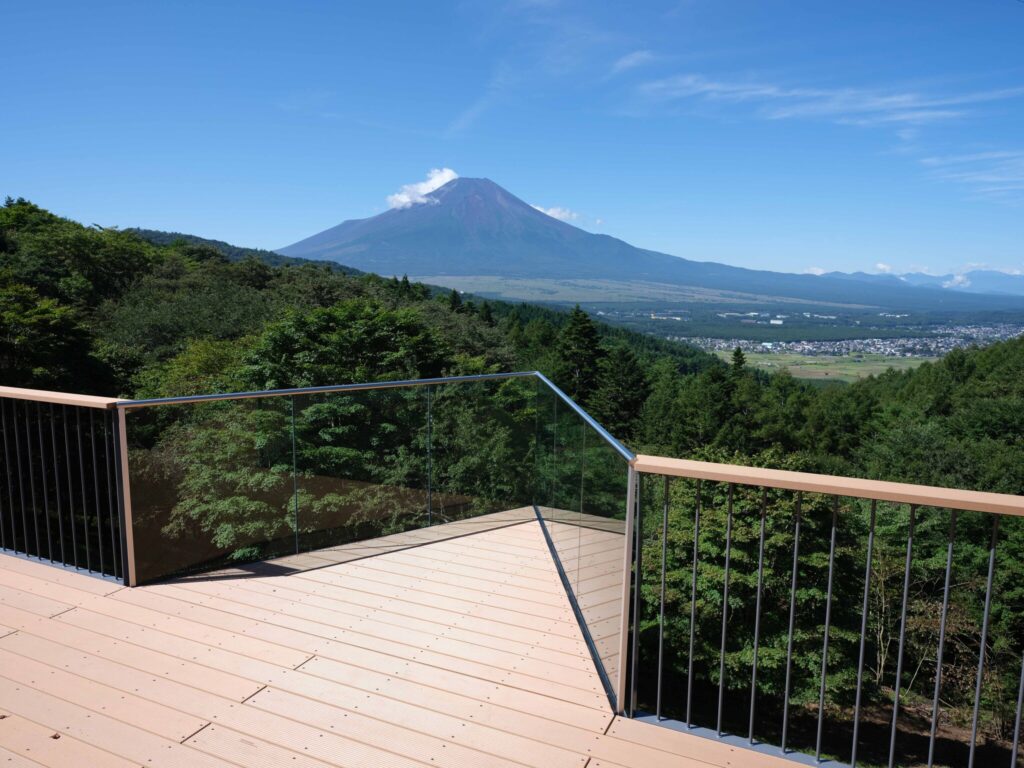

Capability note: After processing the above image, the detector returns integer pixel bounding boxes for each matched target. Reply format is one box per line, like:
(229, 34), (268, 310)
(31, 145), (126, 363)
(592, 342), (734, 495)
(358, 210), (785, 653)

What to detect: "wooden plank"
(0, 556), (121, 596)
(634, 454), (1024, 517)
(0, 681), (231, 768)
(0, 632), (428, 768)
(603, 716), (798, 768)
(278, 664), (619, 760)
(0, 387), (120, 410)
(0, 605), (263, 701)
(185, 724), (357, 768)
(0, 649), (207, 742)
(0, 713), (134, 768)
(197, 576), (593, 671)
(299, 654), (610, 733)
(136, 583), (606, 708)
(0, 744), (42, 768)
(0, 585), (71, 619)
(55, 608), (291, 684)
(0, 567), (310, 669)
(248, 686), (551, 768)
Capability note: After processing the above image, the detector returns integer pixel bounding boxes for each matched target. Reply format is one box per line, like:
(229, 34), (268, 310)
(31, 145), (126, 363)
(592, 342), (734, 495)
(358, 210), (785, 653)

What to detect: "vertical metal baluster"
(716, 483), (734, 737)
(816, 496), (840, 762)
(1011, 648), (1023, 768)
(927, 510), (958, 768)
(49, 405), (66, 565)
(888, 505), (917, 768)
(968, 517), (1000, 768)
(290, 398), (300, 555)
(425, 386), (433, 526)
(749, 488), (768, 744)
(686, 479), (702, 728)
(1, 400), (12, 551)
(656, 475), (669, 721)
(629, 470), (643, 716)
(64, 406), (79, 569)
(77, 409), (91, 572)
(36, 403), (53, 562)
(90, 410), (104, 575)
(24, 402), (40, 557)
(781, 492), (802, 753)
(12, 401), (29, 554)
(851, 500), (877, 768)
(103, 411), (117, 577)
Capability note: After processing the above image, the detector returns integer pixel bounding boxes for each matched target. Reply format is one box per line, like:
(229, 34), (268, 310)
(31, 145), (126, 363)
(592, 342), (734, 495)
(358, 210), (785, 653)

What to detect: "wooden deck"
(0, 515), (791, 768)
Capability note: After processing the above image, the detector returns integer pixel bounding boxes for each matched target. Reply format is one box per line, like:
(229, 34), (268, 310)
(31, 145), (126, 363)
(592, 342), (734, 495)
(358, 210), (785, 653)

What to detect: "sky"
(3, 0), (1023, 276)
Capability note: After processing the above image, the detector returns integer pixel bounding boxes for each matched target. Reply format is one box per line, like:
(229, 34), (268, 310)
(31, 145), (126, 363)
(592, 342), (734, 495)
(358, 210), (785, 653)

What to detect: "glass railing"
(119, 371), (635, 710)
(534, 373), (633, 705)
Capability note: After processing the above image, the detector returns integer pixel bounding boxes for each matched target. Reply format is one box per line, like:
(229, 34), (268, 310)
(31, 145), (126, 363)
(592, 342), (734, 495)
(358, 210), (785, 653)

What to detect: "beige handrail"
(634, 454), (1024, 517)
(0, 385), (124, 409)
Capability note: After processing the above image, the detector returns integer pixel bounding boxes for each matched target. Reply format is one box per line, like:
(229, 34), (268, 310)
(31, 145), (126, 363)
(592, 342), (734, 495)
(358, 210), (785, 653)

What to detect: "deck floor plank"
(0, 517), (784, 768)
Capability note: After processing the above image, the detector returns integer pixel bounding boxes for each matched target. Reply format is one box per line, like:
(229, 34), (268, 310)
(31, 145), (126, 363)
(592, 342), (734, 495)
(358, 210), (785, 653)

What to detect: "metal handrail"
(116, 371), (637, 463)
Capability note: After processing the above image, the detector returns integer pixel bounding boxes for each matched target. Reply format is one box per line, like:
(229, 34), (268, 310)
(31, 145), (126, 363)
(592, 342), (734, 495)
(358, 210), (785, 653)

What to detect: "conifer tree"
(554, 305), (603, 404)
(589, 344), (650, 440)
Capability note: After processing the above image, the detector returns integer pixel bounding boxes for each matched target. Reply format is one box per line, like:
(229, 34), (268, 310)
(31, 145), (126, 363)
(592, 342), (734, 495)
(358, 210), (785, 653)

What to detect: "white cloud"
(387, 168), (459, 209)
(920, 151), (1024, 201)
(875, 262), (893, 273)
(943, 274), (972, 288)
(612, 50), (656, 75)
(532, 204), (580, 222)
(636, 73), (1024, 127)
(805, 267), (825, 275)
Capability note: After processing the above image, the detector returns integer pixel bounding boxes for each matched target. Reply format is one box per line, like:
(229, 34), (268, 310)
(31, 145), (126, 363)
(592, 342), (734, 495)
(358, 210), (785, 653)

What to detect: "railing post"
(114, 406), (137, 586)
(615, 464), (637, 714)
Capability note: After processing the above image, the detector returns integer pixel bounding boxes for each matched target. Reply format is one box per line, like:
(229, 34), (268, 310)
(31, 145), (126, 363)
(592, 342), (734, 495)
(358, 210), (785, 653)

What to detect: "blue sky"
(3, 0), (1023, 276)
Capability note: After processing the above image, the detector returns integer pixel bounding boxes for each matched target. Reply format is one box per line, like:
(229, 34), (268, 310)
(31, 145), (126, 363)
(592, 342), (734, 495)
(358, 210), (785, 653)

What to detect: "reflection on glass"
(125, 397), (294, 584)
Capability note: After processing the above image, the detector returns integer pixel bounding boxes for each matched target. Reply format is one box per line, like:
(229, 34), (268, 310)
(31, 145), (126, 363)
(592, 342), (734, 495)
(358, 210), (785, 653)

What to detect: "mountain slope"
(132, 229), (363, 274)
(278, 178), (1024, 311)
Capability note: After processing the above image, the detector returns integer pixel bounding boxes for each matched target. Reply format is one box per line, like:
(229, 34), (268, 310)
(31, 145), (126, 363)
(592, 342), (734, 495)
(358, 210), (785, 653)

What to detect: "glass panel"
(292, 386), (429, 561)
(429, 377), (536, 531)
(535, 382), (631, 695)
(537, 387), (585, 589)
(125, 396), (294, 583)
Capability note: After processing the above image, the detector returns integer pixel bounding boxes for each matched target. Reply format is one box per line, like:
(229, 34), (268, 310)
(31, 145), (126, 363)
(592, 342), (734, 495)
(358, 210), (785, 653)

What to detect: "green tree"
(589, 344), (650, 441)
(555, 305), (603, 404)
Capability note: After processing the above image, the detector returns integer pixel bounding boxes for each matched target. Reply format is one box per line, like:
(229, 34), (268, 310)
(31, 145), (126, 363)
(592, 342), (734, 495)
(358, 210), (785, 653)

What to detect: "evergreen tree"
(447, 288), (463, 313)
(554, 305), (603, 404)
(589, 344), (650, 441)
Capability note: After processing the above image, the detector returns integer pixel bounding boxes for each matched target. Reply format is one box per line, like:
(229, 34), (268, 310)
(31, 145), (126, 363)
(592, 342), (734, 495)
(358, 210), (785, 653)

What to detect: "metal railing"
(622, 454), (1024, 768)
(0, 387), (126, 581)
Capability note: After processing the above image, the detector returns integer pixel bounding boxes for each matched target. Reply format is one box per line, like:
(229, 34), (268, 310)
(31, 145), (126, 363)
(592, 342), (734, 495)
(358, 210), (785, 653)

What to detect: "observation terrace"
(0, 372), (1022, 768)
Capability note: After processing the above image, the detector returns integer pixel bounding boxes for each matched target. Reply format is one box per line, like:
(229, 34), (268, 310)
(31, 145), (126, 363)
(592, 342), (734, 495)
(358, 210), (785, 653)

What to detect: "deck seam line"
(179, 720), (213, 744)
(239, 684), (267, 704)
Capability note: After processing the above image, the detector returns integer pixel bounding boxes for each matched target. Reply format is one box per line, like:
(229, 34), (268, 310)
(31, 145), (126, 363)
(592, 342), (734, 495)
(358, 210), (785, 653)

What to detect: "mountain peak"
(276, 177), (1024, 310)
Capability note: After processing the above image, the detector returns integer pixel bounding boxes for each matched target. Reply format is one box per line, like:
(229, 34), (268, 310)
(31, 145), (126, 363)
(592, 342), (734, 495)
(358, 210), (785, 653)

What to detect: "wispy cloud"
(805, 266), (825, 275)
(532, 204), (580, 221)
(636, 73), (1024, 126)
(387, 168), (459, 209)
(611, 50), (656, 75)
(875, 262), (893, 273)
(920, 150), (1024, 200)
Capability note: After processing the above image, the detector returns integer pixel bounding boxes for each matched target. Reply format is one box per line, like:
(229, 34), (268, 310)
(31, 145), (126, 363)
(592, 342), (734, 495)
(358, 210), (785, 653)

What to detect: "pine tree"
(555, 305), (603, 404)
(731, 346), (746, 375)
(447, 288), (463, 313)
(589, 344), (650, 440)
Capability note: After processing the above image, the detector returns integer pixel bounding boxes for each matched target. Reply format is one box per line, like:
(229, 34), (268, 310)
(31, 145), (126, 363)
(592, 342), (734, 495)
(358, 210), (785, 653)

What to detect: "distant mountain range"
(277, 177), (1024, 310)
(824, 269), (1024, 296)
